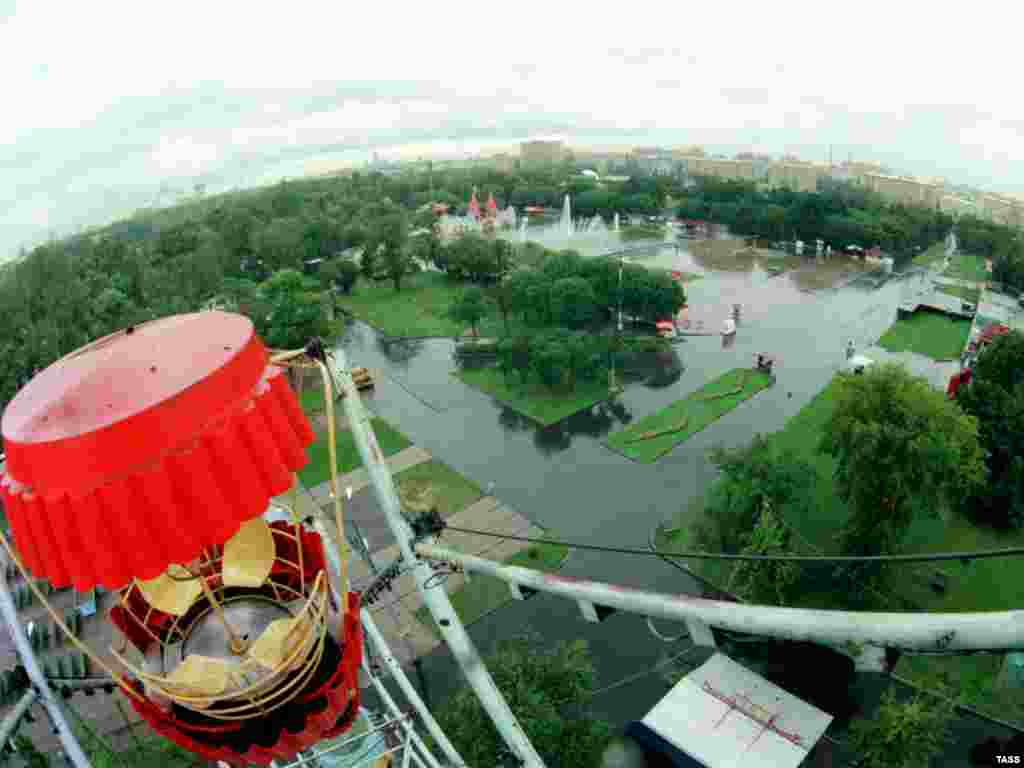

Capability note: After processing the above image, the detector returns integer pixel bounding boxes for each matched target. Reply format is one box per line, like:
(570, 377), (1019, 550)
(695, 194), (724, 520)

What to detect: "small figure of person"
(755, 353), (764, 370)
(846, 340), (856, 360)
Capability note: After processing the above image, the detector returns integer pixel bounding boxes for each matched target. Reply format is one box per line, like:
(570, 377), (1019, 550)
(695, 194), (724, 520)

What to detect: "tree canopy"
(956, 330), (1024, 528)
(821, 363), (986, 557)
(433, 639), (613, 768)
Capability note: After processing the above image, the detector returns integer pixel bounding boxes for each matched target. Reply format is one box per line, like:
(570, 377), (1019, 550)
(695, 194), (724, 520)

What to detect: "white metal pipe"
(0, 574), (91, 768)
(311, 503), (456, 768)
(361, 659), (442, 768)
(0, 690), (37, 747)
(333, 349), (546, 768)
(360, 608), (462, 768)
(417, 543), (1024, 654)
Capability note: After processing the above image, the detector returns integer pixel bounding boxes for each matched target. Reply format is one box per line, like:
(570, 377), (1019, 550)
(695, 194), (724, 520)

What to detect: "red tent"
(979, 323), (1010, 344)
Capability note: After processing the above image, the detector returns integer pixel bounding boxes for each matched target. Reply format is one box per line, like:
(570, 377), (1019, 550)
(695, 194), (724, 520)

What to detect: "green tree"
(725, 498), (800, 605)
(847, 688), (955, 768)
(448, 287), (488, 337)
(259, 269), (327, 349)
(434, 639), (613, 768)
(541, 249), (585, 282)
(250, 217), (305, 273)
(821, 364), (985, 558)
(956, 331), (1024, 528)
(532, 336), (571, 390)
(550, 277), (598, 330)
(506, 270), (548, 323)
(376, 213), (411, 291)
(690, 434), (817, 556)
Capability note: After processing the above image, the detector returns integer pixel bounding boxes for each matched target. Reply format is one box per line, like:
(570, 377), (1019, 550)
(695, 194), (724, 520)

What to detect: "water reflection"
(533, 422), (572, 456)
(498, 406), (531, 432)
(561, 402), (616, 439)
(375, 336), (425, 367)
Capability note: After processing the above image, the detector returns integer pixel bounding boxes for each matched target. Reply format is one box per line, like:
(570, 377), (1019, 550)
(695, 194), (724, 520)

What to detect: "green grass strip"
(606, 368), (772, 463)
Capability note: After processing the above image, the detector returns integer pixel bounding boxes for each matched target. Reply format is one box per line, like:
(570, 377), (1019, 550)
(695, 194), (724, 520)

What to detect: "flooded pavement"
(331, 244), (1003, 748)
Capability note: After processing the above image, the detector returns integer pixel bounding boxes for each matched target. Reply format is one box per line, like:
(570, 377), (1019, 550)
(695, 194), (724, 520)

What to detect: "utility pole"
(332, 349), (548, 768)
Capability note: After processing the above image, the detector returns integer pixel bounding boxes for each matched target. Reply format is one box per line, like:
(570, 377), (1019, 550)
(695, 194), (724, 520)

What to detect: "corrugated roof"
(641, 653), (832, 768)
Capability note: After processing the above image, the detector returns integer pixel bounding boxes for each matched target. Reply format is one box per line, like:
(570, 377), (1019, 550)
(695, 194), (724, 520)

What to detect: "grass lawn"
(393, 460), (483, 519)
(878, 312), (971, 361)
(606, 369), (773, 463)
(934, 282), (981, 305)
(298, 385), (328, 415)
(943, 251), (989, 282)
(298, 418), (411, 487)
(337, 271), (513, 338)
(415, 537), (568, 633)
(456, 365), (615, 427)
(912, 241), (947, 268)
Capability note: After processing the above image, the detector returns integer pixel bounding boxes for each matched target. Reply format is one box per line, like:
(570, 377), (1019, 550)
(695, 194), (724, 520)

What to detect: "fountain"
(561, 194), (573, 236)
(497, 194), (663, 256)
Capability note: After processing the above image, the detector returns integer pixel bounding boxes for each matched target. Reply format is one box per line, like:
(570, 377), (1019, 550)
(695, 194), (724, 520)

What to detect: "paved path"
(307, 445), (432, 502)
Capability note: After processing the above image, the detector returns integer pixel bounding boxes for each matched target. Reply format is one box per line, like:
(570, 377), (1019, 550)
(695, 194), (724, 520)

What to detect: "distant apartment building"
(766, 161), (826, 193)
(978, 194), (1024, 228)
(832, 161), (887, 185)
(520, 140), (565, 167)
(671, 146), (706, 158)
(940, 195), (978, 219)
(490, 153), (516, 173)
(862, 173), (941, 209)
(680, 156), (756, 181)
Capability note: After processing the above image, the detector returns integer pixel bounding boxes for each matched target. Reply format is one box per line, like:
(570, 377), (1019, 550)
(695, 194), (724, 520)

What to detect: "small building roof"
(639, 653), (832, 768)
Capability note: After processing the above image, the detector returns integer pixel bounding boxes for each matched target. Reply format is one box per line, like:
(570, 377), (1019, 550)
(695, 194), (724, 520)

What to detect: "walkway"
(305, 486), (546, 667)
(307, 445), (431, 502)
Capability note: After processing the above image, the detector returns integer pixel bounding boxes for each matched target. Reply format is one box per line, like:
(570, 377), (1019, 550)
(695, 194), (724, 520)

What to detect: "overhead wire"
(441, 525), (1024, 565)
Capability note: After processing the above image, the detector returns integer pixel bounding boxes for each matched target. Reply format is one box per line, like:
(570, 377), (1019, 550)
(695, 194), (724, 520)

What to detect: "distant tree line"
(676, 177), (955, 268)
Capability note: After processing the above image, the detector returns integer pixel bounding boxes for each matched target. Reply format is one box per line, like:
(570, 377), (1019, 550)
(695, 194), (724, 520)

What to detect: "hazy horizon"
(3, 1), (1021, 261)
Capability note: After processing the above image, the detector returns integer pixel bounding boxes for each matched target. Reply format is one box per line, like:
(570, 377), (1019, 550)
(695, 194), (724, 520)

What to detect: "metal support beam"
(0, 573), (90, 768)
(311, 512), (455, 768)
(333, 349), (546, 768)
(360, 608), (462, 768)
(360, 659), (442, 768)
(0, 690), (37, 748)
(417, 543), (1024, 654)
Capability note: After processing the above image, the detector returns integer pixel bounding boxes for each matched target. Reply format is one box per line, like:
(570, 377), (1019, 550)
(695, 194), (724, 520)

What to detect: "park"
(4, 166), (1024, 767)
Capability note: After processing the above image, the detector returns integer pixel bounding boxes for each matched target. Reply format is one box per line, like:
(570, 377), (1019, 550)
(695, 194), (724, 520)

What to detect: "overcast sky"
(2, 1), (1021, 260)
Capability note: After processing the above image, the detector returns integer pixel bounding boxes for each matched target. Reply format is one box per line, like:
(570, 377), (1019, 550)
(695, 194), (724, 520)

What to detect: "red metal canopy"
(0, 312), (315, 592)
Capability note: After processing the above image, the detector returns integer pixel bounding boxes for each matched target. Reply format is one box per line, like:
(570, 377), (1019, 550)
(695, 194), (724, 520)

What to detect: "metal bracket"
(509, 583), (538, 601)
(686, 618), (716, 648)
(578, 600), (616, 623)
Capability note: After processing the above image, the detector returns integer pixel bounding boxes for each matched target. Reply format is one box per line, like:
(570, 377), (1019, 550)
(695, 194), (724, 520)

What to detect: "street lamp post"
(610, 255), (628, 393)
